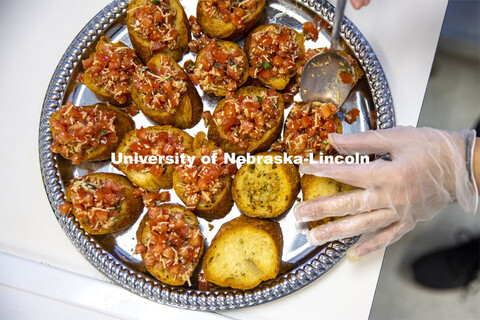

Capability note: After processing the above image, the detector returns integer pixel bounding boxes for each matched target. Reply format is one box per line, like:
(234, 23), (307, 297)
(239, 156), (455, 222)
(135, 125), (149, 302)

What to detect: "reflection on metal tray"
(39, 0), (395, 310)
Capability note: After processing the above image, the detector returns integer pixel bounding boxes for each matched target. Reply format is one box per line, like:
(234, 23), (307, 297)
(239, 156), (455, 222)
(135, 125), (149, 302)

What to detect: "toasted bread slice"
(202, 215), (283, 290)
(232, 151), (300, 218)
(50, 103), (135, 164)
(301, 175), (357, 228)
(196, 0), (266, 40)
(173, 132), (233, 221)
(283, 101), (342, 157)
(245, 24), (305, 90)
(127, 0), (190, 63)
(136, 204), (204, 286)
(193, 40), (249, 96)
(131, 54), (203, 129)
(115, 126), (193, 192)
(207, 86), (284, 155)
(83, 37), (141, 106)
(65, 173), (144, 235)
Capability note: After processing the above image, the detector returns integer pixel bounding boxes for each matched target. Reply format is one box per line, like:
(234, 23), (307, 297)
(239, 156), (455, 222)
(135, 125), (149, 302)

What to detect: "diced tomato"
(339, 71), (353, 84)
(303, 21), (319, 41)
(58, 202), (72, 215)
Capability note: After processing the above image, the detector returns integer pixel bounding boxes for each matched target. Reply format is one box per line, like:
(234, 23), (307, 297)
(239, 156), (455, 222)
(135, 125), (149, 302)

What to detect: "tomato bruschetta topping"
(69, 177), (125, 232)
(133, 56), (188, 114)
(284, 102), (338, 156)
(248, 25), (303, 79)
(302, 21), (319, 42)
(50, 102), (118, 165)
(82, 44), (139, 104)
(299, 47), (357, 77)
(174, 147), (235, 209)
(203, 0), (262, 27)
(188, 15), (202, 38)
(126, 127), (187, 176)
(130, 0), (179, 52)
(134, 207), (203, 277)
(190, 40), (247, 93)
(213, 90), (280, 150)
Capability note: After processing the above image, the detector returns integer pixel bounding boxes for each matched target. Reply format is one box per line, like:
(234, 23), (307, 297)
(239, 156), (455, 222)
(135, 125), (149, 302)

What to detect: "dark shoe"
(412, 237), (479, 289)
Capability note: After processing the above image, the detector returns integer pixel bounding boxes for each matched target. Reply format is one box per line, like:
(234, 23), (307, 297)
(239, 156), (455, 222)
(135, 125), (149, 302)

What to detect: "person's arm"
(294, 126), (478, 260)
(474, 138), (480, 193)
(350, 0), (370, 9)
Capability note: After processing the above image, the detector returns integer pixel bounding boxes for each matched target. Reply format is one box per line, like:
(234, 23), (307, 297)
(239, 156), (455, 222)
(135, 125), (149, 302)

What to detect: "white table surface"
(0, 0), (447, 319)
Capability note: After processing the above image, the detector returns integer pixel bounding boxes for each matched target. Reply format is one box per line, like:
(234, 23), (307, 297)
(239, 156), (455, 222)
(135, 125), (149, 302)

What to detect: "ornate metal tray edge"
(39, 0), (395, 311)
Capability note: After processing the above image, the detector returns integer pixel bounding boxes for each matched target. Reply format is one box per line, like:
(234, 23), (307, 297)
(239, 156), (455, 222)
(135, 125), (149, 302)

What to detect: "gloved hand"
(294, 126), (478, 261)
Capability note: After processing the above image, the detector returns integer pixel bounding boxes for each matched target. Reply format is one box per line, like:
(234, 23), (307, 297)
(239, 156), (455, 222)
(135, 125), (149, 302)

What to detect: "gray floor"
(369, 50), (480, 320)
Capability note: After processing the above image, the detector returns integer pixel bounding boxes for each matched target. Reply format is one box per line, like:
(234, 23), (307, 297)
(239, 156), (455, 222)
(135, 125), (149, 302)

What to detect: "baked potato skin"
(196, 0), (266, 40)
(127, 0), (190, 63)
(50, 103), (135, 163)
(136, 204), (204, 286)
(131, 54), (203, 129)
(83, 37), (141, 106)
(194, 40), (249, 96)
(232, 151), (300, 218)
(244, 24), (305, 90)
(65, 173), (144, 235)
(115, 126), (194, 192)
(207, 86), (284, 155)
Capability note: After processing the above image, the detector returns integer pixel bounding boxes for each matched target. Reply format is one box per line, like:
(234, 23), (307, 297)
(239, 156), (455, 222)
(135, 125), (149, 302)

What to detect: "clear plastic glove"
(294, 126), (478, 261)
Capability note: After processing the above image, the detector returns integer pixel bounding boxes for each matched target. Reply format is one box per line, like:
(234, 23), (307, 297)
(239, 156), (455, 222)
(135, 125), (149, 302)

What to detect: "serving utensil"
(300, 0), (353, 106)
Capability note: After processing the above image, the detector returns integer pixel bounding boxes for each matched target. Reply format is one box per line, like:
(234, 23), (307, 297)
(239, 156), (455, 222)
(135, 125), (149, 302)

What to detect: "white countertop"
(0, 0), (447, 319)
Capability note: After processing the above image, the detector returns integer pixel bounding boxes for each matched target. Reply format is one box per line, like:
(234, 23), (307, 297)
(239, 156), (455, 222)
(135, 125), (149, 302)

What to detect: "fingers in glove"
(328, 130), (393, 155)
(306, 208), (398, 246)
(294, 189), (390, 222)
(346, 221), (413, 260)
(299, 160), (391, 189)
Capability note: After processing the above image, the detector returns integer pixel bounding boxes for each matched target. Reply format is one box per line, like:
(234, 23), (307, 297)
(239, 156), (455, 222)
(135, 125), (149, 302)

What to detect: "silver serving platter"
(39, 0), (395, 310)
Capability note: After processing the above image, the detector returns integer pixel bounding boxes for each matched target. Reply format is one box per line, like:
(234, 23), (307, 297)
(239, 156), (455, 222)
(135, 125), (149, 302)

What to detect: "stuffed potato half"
(132, 53), (203, 129)
(50, 102), (135, 165)
(114, 126), (193, 192)
(64, 173), (144, 235)
(127, 0), (190, 63)
(196, 0), (266, 40)
(207, 86), (284, 154)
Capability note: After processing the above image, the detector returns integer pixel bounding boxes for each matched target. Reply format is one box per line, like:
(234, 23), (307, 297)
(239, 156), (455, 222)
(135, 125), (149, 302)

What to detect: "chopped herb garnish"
(151, 0), (160, 4)
(258, 61), (272, 70)
(257, 96), (263, 104)
(84, 182), (97, 190)
(166, 77), (173, 81)
(167, 239), (178, 247)
(233, 128), (239, 135)
(214, 62), (221, 68)
(100, 129), (108, 136)
(188, 61), (195, 68)
(229, 59), (236, 66)
(340, 62), (352, 74)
